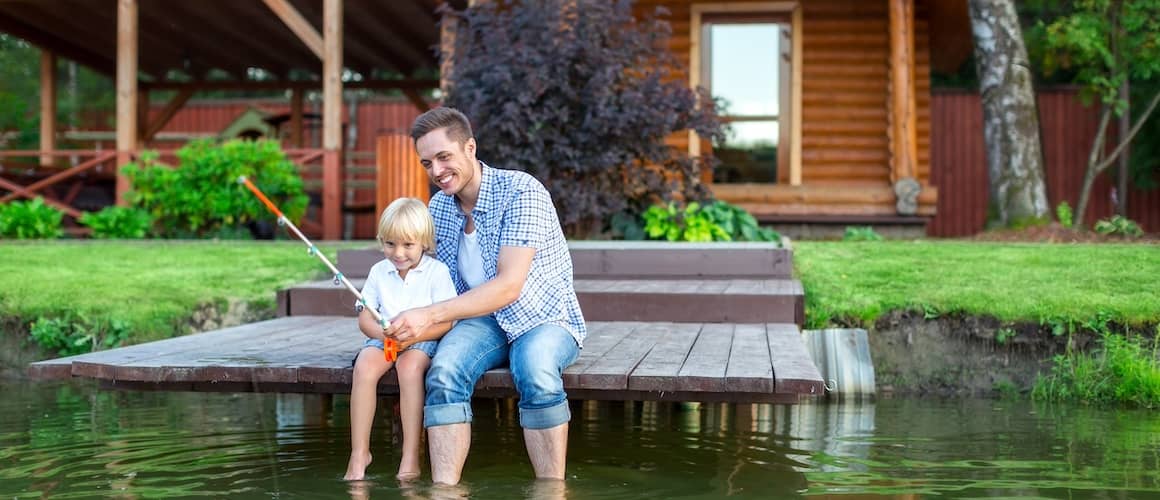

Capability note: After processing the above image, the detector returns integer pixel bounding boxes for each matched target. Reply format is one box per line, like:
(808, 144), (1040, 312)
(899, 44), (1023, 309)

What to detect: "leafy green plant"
(1094, 215), (1144, 238)
(30, 312), (130, 357)
(122, 139), (308, 238)
(642, 201), (779, 243)
(0, 197), (64, 239)
(842, 226), (883, 242)
(995, 327), (1016, 344)
(79, 206), (153, 239)
(1055, 201), (1074, 229)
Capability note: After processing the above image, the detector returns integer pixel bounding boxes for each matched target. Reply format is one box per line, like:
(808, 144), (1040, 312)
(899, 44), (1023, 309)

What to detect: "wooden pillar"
(889, 0), (920, 214)
(322, 0), (343, 240)
(376, 133), (429, 220)
(39, 50), (56, 167)
(790, 5), (803, 186)
(438, 8), (461, 98)
(888, 0), (918, 184)
(115, 0), (139, 205)
(290, 88), (304, 147)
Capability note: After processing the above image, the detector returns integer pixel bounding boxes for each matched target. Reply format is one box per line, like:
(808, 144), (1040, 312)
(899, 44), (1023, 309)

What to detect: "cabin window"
(700, 15), (792, 184)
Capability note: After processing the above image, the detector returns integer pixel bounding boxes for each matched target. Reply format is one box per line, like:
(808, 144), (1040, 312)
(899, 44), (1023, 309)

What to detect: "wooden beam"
(0, 12), (115, 76)
(401, 88), (431, 113)
(262, 0), (325, 60)
(115, 0), (139, 206)
(790, 5), (802, 186)
(888, 0), (918, 184)
(290, 88), (304, 148)
(143, 79), (439, 91)
(39, 50), (56, 167)
(322, 0), (344, 240)
(143, 89), (194, 142)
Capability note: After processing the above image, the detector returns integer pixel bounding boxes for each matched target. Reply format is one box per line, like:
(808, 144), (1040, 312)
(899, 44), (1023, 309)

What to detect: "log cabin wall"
(634, 0), (935, 217)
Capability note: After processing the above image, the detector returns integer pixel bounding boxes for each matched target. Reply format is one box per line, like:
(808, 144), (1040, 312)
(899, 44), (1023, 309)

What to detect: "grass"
(793, 240), (1160, 328)
(1032, 330), (1160, 407)
(0, 240), (368, 343)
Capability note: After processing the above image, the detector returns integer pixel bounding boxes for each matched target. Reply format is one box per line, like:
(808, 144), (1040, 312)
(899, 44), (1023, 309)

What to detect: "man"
(388, 107), (587, 485)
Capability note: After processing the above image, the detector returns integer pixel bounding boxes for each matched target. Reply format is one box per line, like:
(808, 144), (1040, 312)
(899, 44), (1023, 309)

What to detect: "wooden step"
(337, 240), (794, 280)
(27, 316), (824, 401)
(278, 278), (804, 325)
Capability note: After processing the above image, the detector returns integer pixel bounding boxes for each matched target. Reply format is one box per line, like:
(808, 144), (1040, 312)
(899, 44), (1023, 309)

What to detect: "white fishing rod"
(238, 176), (398, 361)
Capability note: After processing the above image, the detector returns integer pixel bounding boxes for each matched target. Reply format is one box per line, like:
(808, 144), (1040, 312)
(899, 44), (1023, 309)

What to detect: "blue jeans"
(424, 316), (580, 430)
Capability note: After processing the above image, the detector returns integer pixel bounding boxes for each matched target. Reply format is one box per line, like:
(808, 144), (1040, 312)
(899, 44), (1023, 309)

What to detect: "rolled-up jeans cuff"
(519, 401), (571, 430)
(424, 402), (473, 428)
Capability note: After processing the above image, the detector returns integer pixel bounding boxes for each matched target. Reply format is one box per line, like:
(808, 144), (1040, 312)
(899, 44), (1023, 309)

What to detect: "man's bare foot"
(344, 451), (372, 480)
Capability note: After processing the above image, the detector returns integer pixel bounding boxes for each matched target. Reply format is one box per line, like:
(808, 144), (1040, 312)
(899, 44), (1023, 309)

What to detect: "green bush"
(641, 201), (780, 243)
(0, 197), (64, 239)
(1093, 215), (1143, 238)
(79, 206), (153, 239)
(30, 312), (130, 357)
(122, 139), (309, 238)
(843, 226), (883, 241)
(1056, 201), (1074, 229)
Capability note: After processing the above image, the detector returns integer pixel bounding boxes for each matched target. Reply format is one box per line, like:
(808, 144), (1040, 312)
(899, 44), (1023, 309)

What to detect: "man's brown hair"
(410, 107), (473, 145)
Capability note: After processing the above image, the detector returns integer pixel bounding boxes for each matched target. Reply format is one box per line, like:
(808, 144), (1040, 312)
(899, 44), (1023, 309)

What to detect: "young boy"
(344, 197), (457, 481)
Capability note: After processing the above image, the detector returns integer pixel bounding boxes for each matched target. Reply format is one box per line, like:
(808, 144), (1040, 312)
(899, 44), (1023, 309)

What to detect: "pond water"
(2, 380), (1158, 499)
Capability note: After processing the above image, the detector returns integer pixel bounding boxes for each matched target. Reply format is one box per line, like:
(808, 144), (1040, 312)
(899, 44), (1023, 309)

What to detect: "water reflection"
(2, 381), (1160, 498)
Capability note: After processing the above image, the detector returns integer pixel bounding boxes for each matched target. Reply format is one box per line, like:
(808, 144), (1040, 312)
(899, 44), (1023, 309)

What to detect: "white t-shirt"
(358, 254), (458, 320)
(458, 228), (488, 289)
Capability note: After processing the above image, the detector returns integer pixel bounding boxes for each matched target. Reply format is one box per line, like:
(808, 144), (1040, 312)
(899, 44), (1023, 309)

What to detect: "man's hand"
(389, 307), (435, 344)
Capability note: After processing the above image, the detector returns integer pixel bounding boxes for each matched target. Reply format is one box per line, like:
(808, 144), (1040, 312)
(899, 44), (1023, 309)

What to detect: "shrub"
(0, 197), (64, 239)
(122, 139), (308, 238)
(843, 226), (883, 242)
(444, 0), (724, 236)
(79, 206), (153, 239)
(1056, 201), (1074, 229)
(29, 312), (130, 357)
(1093, 215), (1144, 238)
(641, 201), (780, 244)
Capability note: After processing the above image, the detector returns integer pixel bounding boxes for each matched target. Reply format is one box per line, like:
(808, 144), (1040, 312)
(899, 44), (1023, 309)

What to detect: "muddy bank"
(864, 311), (1122, 397)
(1, 299), (274, 379)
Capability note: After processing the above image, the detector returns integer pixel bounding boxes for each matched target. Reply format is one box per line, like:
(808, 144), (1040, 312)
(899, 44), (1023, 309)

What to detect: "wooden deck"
(29, 316), (823, 403)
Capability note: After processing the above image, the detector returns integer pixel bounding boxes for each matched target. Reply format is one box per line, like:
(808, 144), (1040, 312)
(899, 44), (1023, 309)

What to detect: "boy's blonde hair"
(377, 197), (436, 254)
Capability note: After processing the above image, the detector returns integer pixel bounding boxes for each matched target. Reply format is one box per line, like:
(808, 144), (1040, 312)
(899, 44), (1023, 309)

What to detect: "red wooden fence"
(929, 88), (1160, 236)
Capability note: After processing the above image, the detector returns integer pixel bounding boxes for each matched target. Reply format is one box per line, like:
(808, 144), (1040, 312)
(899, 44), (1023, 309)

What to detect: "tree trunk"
(967, 0), (1050, 227)
(1075, 89), (1160, 226)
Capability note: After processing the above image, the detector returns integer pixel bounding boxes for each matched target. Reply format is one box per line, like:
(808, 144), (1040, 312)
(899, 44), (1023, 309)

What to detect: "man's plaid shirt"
(428, 162), (587, 347)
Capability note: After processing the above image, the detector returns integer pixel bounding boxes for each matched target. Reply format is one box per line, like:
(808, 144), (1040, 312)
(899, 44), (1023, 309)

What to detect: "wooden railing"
(0, 150), (118, 219)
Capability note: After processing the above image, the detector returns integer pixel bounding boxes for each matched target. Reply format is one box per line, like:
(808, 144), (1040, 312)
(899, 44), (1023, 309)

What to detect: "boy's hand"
(390, 307), (434, 343)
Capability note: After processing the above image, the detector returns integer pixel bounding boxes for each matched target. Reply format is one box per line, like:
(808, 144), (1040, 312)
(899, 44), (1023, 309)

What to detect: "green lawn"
(794, 240), (1159, 328)
(0, 240), (368, 342)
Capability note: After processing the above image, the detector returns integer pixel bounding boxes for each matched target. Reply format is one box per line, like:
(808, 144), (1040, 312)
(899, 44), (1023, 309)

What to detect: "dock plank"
(767, 323), (825, 395)
(725, 324), (774, 393)
(577, 323), (666, 390)
(628, 323), (702, 392)
(676, 323), (734, 392)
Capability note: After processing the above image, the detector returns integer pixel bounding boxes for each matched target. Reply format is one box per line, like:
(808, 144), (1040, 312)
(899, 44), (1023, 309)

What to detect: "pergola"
(0, 0), (464, 239)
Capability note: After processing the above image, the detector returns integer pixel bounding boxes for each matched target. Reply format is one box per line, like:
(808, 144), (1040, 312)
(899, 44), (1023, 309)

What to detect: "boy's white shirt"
(359, 254), (458, 321)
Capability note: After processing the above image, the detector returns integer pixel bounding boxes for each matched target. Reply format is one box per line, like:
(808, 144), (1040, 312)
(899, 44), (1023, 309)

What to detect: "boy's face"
(380, 238), (424, 275)
(416, 127), (476, 196)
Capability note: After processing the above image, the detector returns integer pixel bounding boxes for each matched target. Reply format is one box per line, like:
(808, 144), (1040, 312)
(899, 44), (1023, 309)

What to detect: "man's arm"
(389, 245), (535, 339)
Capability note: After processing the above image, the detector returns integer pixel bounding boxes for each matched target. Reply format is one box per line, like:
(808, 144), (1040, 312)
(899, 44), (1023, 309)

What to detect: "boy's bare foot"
(344, 451), (373, 480)
(396, 455), (421, 481)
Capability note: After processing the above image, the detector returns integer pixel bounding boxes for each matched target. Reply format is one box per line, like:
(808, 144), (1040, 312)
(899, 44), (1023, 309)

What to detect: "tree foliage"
(1034, 0), (1160, 223)
(443, 0), (724, 236)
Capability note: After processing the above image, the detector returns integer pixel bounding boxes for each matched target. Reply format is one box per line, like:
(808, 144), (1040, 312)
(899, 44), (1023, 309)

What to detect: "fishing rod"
(238, 176), (398, 362)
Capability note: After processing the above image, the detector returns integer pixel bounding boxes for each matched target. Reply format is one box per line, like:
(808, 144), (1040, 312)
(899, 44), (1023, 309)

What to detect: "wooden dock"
(29, 241), (825, 403)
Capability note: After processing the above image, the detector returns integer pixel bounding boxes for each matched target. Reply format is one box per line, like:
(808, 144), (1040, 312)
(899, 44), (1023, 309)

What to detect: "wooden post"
(888, 0), (918, 184)
(790, 5), (802, 186)
(322, 0), (343, 240)
(438, 8), (461, 98)
(889, 0), (920, 215)
(115, 0), (138, 206)
(39, 50), (56, 167)
(290, 88), (304, 147)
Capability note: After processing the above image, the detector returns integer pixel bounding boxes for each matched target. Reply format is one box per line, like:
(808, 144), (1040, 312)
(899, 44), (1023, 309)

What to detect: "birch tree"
(968, 0), (1051, 227)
